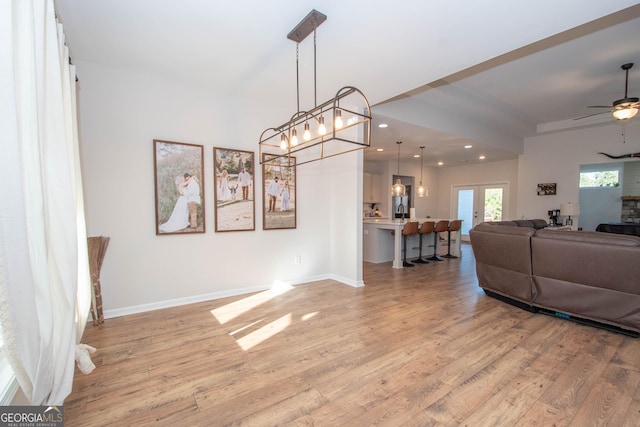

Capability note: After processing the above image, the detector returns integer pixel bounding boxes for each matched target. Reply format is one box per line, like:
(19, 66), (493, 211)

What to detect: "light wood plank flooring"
(65, 244), (640, 426)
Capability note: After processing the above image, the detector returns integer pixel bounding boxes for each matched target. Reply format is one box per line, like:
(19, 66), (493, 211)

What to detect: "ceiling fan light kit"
(586, 63), (639, 122)
(259, 10), (371, 167)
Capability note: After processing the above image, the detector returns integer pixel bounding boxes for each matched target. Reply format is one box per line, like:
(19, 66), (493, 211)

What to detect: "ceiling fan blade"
(573, 111), (609, 120)
(586, 105), (613, 109)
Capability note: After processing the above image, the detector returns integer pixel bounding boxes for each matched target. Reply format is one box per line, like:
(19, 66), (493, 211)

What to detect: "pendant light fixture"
(259, 10), (371, 167)
(392, 141), (406, 197)
(417, 146), (428, 197)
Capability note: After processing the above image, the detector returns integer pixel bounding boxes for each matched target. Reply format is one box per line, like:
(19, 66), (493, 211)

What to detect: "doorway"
(453, 183), (509, 241)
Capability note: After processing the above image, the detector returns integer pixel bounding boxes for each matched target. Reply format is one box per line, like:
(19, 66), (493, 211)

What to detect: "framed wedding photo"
(262, 154), (296, 230)
(153, 139), (205, 235)
(213, 147), (255, 232)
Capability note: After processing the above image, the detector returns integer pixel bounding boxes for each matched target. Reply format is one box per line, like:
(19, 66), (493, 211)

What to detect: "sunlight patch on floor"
(235, 313), (292, 351)
(229, 319), (264, 336)
(301, 312), (318, 321)
(210, 281), (293, 325)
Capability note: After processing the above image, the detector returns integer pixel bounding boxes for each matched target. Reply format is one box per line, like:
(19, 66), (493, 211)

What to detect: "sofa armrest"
(470, 224), (535, 304)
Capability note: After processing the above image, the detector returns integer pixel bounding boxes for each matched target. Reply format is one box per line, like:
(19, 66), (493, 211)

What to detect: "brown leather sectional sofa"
(470, 220), (640, 336)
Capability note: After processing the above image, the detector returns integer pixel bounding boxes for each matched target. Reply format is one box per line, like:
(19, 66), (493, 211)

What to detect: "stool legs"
(403, 234), (414, 267)
(428, 232), (444, 261)
(442, 230), (458, 258)
(413, 233), (429, 264)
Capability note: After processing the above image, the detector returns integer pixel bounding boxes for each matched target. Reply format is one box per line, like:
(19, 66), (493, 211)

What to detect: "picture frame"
(154, 139), (205, 235)
(213, 147), (255, 232)
(537, 182), (557, 196)
(262, 154), (296, 230)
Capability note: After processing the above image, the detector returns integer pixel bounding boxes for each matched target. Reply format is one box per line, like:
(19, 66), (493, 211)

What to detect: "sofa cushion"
(531, 230), (640, 332)
(532, 230), (640, 293)
(485, 219), (548, 229)
(513, 219), (535, 228)
(486, 220), (518, 226)
(535, 229), (640, 246)
(529, 219), (549, 229)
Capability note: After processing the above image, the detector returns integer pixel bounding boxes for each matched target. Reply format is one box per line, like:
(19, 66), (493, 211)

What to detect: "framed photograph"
(213, 147), (255, 232)
(262, 154), (296, 230)
(154, 139), (205, 235)
(537, 182), (557, 196)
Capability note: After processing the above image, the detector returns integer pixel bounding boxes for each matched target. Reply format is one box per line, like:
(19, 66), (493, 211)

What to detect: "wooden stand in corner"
(87, 236), (110, 325)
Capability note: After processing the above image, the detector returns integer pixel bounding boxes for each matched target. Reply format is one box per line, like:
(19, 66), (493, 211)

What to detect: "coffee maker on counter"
(548, 209), (561, 226)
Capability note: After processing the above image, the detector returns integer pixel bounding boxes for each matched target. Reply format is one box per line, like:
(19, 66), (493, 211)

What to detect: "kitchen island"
(363, 218), (462, 268)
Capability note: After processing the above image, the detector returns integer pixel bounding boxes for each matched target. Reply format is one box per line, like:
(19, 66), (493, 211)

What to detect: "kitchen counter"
(363, 218), (462, 268)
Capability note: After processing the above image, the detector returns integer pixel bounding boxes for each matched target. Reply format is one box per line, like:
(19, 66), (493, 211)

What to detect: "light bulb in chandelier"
(280, 133), (288, 150)
(291, 128), (298, 146)
(318, 116), (327, 135)
(334, 109), (343, 129)
(303, 122), (311, 141)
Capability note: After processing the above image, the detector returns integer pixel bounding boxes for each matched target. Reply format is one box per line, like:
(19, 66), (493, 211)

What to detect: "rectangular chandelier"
(259, 10), (371, 167)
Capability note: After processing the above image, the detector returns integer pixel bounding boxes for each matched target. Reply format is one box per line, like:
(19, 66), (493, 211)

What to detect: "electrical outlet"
(294, 256), (301, 265)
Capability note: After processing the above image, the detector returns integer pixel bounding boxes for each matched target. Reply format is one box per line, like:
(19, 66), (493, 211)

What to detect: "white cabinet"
(363, 173), (383, 204)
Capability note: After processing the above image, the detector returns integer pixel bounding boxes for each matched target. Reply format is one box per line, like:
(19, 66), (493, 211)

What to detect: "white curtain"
(0, 0), (91, 405)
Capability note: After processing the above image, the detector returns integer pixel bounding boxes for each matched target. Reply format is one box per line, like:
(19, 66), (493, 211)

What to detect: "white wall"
(329, 151), (364, 286)
(623, 161), (640, 196)
(517, 120), (640, 226)
(77, 60), (360, 316)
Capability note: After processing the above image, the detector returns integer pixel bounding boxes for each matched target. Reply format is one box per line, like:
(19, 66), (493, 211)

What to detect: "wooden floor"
(65, 244), (640, 426)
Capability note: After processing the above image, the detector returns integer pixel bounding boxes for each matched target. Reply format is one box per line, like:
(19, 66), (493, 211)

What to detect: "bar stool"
(392, 221), (419, 267)
(442, 219), (462, 259)
(413, 221), (434, 264)
(428, 220), (449, 261)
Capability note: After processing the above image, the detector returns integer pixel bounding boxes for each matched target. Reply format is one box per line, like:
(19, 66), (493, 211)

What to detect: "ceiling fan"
(576, 63), (639, 121)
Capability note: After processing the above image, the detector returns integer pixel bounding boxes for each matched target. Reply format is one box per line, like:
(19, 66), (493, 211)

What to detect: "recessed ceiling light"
(464, 145), (473, 149)
(376, 148), (384, 152)
(413, 154), (420, 158)
(378, 123), (388, 128)
(437, 161), (444, 166)
(479, 155), (486, 160)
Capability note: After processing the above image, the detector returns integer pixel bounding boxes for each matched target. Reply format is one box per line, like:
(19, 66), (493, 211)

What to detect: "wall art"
(262, 154), (296, 230)
(213, 147), (255, 232)
(537, 182), (557, 196)
(154, 139), (205, 234)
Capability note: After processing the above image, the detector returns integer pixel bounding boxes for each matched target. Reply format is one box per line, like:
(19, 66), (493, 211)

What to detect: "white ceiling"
(54, 0), (640, 167)
(369, 9), (640, 166)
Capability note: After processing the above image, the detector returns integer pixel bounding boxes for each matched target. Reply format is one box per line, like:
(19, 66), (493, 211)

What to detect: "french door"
(453, 183), (508, 241)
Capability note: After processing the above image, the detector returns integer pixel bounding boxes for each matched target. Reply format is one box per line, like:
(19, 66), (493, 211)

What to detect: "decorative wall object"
(154, 139), (205, 234)
(262, 154), (296, 230)
(598, 151), (640, 159)
(537, 182), (557, 196)
(214, 147), (255, 232)
(87, 236), (109, 325)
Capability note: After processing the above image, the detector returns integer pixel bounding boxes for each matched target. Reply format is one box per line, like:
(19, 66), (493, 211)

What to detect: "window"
(0, 333), (18, 404)
(579, 170), (620, 188)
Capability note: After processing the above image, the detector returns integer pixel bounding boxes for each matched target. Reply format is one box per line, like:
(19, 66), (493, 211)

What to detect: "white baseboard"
(328, 274), (365, 287)
(102, 273), (362, 319)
